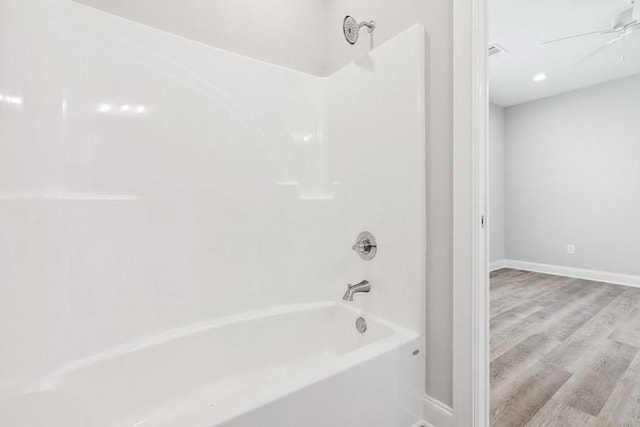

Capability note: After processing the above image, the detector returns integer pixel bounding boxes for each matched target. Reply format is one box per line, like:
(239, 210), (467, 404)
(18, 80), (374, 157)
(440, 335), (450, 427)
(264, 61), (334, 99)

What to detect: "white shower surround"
(0, 1), (426, 425)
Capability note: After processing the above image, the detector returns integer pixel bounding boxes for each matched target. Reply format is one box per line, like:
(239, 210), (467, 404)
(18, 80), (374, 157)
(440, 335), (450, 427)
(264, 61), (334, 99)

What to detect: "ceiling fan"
(543, 0), (640, 66)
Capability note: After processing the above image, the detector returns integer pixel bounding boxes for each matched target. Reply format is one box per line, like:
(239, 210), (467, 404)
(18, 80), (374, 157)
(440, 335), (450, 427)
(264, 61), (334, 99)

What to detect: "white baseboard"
(423, 394), (453, 427)
(503, 259), (640, 288)
(490, 259), (507, 272)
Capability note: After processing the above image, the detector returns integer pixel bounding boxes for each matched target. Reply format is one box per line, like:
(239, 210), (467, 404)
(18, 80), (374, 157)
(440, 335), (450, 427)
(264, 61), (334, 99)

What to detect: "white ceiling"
(489, 0), (640, 107)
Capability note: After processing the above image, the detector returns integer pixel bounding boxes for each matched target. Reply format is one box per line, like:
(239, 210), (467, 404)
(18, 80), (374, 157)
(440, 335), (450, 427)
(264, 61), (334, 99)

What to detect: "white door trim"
(452, 0), (489, 426)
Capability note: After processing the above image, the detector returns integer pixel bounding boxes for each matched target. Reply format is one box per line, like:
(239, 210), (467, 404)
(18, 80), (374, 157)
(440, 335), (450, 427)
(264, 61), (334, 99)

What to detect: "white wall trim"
(452, 0), (489, 424)
(489, 259), (507, 272)
(503, 259), (640, 288)
(423, 394), (454, 427)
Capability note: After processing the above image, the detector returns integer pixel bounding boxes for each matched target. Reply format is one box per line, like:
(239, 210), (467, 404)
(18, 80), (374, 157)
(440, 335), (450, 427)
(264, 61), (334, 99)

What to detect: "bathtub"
(1, 302), (422, 427)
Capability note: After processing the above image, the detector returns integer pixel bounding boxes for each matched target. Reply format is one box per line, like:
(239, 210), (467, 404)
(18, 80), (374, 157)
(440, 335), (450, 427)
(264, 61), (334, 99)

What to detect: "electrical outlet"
(567, 244), (576, 255)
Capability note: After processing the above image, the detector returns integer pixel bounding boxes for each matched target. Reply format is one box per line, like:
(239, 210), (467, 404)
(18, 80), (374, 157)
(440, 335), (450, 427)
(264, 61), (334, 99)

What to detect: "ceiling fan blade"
(543, 28), (620, 44)
(569, 35), (625, 67)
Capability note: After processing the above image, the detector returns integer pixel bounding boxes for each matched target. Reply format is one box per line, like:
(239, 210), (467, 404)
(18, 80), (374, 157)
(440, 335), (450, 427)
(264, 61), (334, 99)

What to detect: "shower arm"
(359, 20), (376, 33)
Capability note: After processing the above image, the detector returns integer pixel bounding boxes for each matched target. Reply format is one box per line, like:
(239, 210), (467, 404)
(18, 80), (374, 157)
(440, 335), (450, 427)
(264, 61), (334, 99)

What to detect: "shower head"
(343, 15), (375, 45)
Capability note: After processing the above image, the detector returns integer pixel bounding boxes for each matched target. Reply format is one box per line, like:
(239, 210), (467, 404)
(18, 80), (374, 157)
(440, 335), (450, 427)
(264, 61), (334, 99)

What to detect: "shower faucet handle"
(352, 239), (375, 253)
(352, 231), (377, 261)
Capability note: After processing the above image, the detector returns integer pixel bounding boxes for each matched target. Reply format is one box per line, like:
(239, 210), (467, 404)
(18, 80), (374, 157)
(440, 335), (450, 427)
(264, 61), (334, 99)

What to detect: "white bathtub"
(1, 302), (422, 427)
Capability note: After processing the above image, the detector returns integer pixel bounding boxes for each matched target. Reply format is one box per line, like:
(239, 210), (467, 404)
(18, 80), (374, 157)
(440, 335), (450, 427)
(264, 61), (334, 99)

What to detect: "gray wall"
(503, 74), (640, 275)
(489, 103), (505, 263)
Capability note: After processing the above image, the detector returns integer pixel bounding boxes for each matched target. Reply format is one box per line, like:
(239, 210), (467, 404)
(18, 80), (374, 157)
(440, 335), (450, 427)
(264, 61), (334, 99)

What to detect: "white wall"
(489, 103), (505, 263)
(45, 0), (455, 407)
(73, 0), (329, 76)
(504, 74), (640, 276)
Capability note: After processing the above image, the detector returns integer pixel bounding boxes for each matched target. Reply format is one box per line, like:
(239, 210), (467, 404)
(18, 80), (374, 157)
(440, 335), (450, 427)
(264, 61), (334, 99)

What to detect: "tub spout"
(342, 280), (370, 301)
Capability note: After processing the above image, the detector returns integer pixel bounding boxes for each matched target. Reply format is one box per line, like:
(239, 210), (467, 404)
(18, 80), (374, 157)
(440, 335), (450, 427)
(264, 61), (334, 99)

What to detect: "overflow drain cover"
(356, 317), (367, 333)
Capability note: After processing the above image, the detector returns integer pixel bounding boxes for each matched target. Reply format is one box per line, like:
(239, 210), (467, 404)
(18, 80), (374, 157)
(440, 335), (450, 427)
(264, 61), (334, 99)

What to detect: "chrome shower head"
(343, 15), (375, 45)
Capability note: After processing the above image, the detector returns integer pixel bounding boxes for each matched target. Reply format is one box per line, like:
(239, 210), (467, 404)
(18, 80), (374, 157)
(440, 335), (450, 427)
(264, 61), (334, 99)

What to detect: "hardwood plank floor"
(491, 268), (640, 427)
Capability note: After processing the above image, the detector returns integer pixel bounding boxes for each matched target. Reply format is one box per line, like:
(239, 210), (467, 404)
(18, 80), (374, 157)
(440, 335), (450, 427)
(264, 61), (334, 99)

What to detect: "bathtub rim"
(38, 300), (418, 391)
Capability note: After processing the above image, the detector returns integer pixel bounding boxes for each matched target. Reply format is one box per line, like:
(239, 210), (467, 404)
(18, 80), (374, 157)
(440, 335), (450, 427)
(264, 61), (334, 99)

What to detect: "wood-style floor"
(490, 268), (640, 427)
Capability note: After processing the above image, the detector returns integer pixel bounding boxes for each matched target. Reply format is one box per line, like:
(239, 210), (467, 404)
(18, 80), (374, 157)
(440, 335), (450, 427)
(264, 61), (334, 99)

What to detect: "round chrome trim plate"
(356, 317), (367, 333)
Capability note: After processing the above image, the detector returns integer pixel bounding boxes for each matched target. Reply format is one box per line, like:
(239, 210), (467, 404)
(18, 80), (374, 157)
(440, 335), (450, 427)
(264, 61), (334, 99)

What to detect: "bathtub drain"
(355, 317), (367, 333)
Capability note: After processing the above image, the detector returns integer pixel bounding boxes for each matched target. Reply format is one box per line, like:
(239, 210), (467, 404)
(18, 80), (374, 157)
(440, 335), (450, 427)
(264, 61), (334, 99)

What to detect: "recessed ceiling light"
(533, 73), (547, 82)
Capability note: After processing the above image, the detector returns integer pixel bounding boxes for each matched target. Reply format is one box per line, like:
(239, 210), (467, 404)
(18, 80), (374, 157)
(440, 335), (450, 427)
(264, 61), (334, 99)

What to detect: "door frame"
(452, 0), (489, 426)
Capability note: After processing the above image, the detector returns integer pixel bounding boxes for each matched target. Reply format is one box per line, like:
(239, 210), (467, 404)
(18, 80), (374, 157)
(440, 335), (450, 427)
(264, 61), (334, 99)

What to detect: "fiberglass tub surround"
(0, 1), (426, 426)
